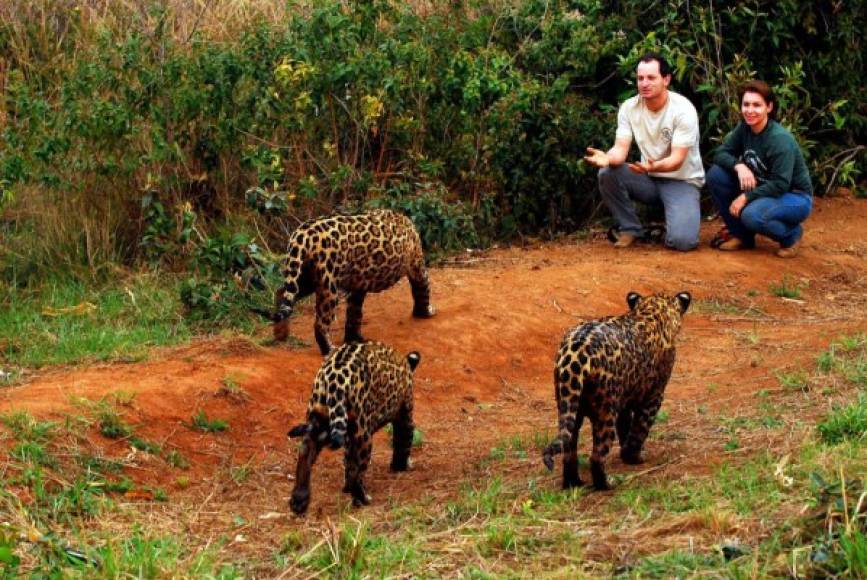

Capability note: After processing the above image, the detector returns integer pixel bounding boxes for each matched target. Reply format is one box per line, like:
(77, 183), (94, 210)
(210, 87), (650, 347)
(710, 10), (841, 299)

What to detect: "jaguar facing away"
(271, 209), (435, 355)
(542, 291), (691, 490)
(288, 341), (420, 515)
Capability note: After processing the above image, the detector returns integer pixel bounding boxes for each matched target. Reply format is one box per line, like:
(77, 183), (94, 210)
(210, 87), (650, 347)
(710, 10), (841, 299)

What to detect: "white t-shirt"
(616, 91), (705, 187)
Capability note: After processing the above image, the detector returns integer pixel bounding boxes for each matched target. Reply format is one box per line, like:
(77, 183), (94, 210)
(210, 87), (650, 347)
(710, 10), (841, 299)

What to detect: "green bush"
(369, 182), (483, 257)
(0, 0), (864, 278)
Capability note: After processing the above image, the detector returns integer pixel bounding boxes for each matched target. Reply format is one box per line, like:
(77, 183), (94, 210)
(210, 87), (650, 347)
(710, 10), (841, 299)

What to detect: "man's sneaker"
(613, 232), (637, 248)
(776, 241), (800, 259)
(718, 237), (746, 251)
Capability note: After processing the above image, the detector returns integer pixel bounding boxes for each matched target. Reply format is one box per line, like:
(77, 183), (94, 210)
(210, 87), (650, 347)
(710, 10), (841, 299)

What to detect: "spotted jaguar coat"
(288, 341), (420, 515)
(542, 291), (691, 490)
(272, 209), (436, 355)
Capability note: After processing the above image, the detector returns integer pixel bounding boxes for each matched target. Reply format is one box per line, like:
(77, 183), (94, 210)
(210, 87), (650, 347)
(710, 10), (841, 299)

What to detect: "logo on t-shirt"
(742, 149), (769, 182)
(660, 128), (672, 144)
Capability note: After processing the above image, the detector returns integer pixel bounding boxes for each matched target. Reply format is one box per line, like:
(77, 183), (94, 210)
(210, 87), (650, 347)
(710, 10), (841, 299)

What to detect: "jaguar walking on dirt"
(288, 341), (421, 515)
(271, 209), (436, 355)
(543, 291), (691, 490)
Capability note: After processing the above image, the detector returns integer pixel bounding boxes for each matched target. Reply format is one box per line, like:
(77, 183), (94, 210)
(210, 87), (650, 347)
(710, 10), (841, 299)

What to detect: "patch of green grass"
(97, 408), (134, 440)
(165, 449), (190, 469)
(817, 394), (867, 444)
(735, 325), (762, 345)
(230, 464), (252, 485)
(836, 334), (867, 352)
(829, 334), (867, 388)
(480, 520), (519, 556)
(531, 428), (553, 451)
(446, 477), (510, 521)
(298, 520), (419, 577)
(776, 369), (810, 392)
(412, 427), (424, 448)
(76, 454), (124, 474)
(720, 413), (782, 435)
(190, 410), (229, 433)
(769, 275), (804, 299)
(0, 275), (195, 368)
(486, 445), (507, 462)
(130, 436), (162, 455)
(1, 411), (57, 443)
(817, 349), (836, 374)
(618, 548), (729, 578)
(91, 530), (239, 578)
(217, 375), (251, 403)
(690, 298), (764, 317)
(11, 441), (55, 466)
(613, 453), (783, 518)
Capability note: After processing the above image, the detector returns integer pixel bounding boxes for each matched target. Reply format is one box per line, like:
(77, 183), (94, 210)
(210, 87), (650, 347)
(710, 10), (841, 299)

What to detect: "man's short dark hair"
(637, 52), (672, 78)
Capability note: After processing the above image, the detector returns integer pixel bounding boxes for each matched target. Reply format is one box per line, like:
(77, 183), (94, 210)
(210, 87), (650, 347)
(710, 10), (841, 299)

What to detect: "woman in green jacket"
(706, 80), (813, 258)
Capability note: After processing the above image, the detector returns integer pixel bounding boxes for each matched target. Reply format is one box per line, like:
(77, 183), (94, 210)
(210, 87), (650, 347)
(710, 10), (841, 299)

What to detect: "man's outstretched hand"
(583, 147), (609, 168)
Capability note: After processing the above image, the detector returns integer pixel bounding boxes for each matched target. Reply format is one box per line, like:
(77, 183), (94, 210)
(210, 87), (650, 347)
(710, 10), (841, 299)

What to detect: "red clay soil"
(1, 196), (866, 525)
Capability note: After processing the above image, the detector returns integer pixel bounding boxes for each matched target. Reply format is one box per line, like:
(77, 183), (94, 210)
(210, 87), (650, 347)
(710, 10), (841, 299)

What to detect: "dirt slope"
(1, 195), (865, 526)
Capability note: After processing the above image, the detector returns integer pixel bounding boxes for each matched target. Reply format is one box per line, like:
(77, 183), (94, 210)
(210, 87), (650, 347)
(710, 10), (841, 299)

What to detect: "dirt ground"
(2, 195), (866, 563)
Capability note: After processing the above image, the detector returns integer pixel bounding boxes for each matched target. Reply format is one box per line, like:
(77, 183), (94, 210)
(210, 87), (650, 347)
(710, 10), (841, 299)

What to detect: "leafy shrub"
(179, 229), (281, 325)
(0, 0), (864, 277)
(369, 182), (482, 257)
(801, 472), (867, 577)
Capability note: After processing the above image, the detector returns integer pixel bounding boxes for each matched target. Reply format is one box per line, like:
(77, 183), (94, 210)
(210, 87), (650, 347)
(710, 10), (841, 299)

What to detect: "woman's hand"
(730, 193), (748, 218)
(734, 163), (756, 191)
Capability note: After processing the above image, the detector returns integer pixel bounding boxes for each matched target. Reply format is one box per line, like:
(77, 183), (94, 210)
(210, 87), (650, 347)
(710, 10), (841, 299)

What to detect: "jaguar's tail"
(542, 366), (581, 471)
(542, 432), (568, 471)
(327, 396), (349, 450)
(542, 413), (580, 471)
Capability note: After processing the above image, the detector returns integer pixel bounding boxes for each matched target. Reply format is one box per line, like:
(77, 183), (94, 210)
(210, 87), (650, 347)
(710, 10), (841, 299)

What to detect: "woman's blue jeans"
(706, 164), (812, 248)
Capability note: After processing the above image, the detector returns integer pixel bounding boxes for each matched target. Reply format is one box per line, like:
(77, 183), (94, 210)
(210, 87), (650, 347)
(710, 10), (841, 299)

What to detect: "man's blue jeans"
(598, 165), (701, 251)
(706, 164), (811, 249)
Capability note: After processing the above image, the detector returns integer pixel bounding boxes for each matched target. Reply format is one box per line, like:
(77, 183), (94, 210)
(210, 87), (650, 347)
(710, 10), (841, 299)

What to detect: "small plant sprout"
(190, 410), (229, 433)
(776, 369), (810, 392)
(769, 275), (805, 299)
(218, 375), (250, 403)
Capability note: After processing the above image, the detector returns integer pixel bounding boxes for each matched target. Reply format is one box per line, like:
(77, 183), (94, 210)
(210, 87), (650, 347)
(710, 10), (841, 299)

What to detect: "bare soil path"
(2, 196), (865, 561)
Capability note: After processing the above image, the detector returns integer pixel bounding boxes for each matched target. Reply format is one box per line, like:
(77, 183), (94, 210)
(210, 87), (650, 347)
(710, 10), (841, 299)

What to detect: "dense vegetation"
(1, 0), (864, 288)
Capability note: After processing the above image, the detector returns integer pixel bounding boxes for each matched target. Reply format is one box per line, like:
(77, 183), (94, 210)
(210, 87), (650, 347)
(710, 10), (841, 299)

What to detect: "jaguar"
(272, 209), (436, 355)
(288, 341), (420, 514)
(542, 291), (691, 490)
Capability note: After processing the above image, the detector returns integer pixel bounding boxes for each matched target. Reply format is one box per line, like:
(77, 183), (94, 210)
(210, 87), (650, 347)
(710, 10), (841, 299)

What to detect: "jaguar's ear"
(407, 351), (421, 372)
(675, 291), (692, 314)
(627, 292), (642, 311)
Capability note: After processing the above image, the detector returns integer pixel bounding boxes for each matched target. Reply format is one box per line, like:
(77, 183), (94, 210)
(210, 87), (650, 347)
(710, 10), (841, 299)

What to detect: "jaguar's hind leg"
(344, 291), (367, 344)
(590, 407), (617, 490)
(344, 427), (373, 506)
(314, 280), (339, 355)
(408, 258), (435, 318)
(562, 413), (585, 489)
(621, 394), (663, 465)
